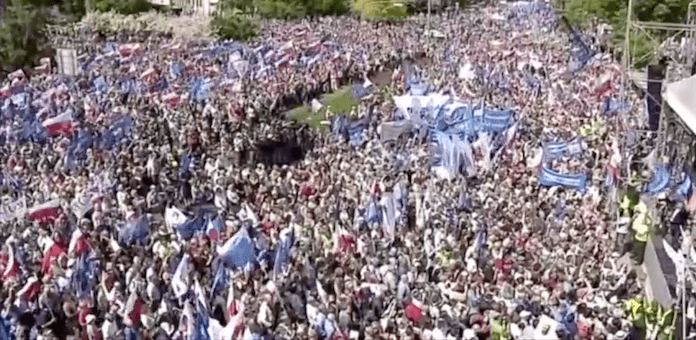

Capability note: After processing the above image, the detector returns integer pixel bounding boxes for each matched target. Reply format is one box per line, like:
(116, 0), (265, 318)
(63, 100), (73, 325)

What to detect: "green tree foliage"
(304, 0), (351, 17)
(93, 0), (153, 15)
(210, 10), (258, 40)
(0, 0), (48, 73)
(351, 0), (407, 20)
(219, 0), (352, 19)
(560, 0), (692, 68)
(254, 0), (306, 19)
(57, 0), (87, 20)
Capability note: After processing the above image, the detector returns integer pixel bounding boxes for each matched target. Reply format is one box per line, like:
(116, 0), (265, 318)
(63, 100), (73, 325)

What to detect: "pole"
(682, 225), (690, 340)
(623, 0), (633, 72)
(683, 256), (687, 340)
(427, 0), (431, 45)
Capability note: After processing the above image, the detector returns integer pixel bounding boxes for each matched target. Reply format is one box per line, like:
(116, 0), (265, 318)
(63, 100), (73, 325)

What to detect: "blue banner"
(539, 167), (588, 192)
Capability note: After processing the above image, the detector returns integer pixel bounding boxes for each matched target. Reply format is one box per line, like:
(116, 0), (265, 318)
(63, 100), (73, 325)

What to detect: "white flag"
(172, 254), (191, 298)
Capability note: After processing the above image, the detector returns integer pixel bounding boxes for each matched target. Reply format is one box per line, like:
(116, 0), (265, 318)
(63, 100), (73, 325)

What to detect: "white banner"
(71, 194), (92, 218)
(0, 194), (27, 222)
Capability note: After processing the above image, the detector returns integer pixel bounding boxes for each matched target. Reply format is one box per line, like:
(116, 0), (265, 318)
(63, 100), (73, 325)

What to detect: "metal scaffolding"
(620, 1), (696, 335)
(621, 0), (696, 165)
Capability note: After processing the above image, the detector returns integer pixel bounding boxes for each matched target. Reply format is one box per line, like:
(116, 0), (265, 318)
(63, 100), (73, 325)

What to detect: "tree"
(93, 0), (153, 15)
(210, 10), (258, 40)
(351, 0), (407, 20)
(0, 0), (48, 73)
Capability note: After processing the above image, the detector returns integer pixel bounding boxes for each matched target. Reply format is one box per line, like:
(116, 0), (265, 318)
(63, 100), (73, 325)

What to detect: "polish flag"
(332, 227), (355, 255)
(42, 111), (76, 136)
(68, 228), (91, 257)
(27, 199), (63, 224)
(404, 299), (424, 323)
(141, 67), (157, 85)
(162, 92), (180, 109)
(226, 282), (237, 321)
(18, 277), (41, 301)
(1, 247), (20, 281)
(125, 292), (144, 327)
(226, 283), (249, 339)
(41, 239), (67, 276)
(225, 291), (246, 339)
(118, 44), (143, 58)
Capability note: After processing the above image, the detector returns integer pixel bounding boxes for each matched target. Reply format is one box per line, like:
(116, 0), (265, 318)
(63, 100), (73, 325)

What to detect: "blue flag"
(66, 130), (95, 171)
(176, 211), (205, 241)
(273, 227), (294, 278)
(93, 76), (109, 98)
(352, 84), (373, 99)
(118, 216), (151, 247)
(100, 116), (134, 151)
(0, 316), (13, 340)
(192, 313), (211, 340)
(170, 62), (185, 79)
(675, 172), (693, 200)
(217, 227), (258, 270)
(210, 261), (230, 296)
(71, 252), (101, 299)
(645, 165), (670, 195)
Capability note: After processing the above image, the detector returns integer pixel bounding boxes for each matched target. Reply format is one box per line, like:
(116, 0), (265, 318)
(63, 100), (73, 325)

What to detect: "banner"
(71, 194), (93, 218)
(0, 194), (26, 223)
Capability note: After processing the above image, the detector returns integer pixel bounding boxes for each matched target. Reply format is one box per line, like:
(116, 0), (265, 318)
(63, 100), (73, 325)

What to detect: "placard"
(0, 194), (27, 222)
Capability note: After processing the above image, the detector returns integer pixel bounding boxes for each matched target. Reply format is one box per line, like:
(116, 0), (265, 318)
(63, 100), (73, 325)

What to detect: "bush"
(210, 10), (259, 41)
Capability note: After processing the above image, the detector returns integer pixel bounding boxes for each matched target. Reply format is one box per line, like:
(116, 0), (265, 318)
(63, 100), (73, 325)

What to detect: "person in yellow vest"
(631, 200), (652, 244)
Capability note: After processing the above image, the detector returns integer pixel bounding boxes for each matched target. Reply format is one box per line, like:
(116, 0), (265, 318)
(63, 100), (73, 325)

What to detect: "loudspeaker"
(647, 64), (665, 131)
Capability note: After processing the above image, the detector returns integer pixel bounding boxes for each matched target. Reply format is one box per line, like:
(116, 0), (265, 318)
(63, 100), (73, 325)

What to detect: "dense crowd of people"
(0, 2), (673, 340)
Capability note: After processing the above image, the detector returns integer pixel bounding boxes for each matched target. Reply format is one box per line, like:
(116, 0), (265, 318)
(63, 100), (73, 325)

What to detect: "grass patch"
(285, 86), (359, 130)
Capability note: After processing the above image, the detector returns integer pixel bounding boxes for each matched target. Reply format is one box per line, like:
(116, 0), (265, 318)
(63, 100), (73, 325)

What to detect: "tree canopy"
(0, 0), (50, 73)
(559, 0), (693, 68)
(351, 0), (408, 20)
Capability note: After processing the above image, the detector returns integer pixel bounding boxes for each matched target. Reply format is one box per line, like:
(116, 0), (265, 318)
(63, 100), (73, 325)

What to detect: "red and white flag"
(1, 247), (20, 281)
(118, 44), (143, 58)
(41, 239), (67, 276)
(27, 199), (63, 224)
(125, 292), (145, 327)
(224, 284), (246, 340)
(68, 228), (91, 257)
(162, 92), (180, 109)
(18, 277), (41, 301)
(42, 111), (76, 136)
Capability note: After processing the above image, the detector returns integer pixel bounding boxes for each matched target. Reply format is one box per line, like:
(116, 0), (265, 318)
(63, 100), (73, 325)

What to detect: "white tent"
(665, 74), (696, 135)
